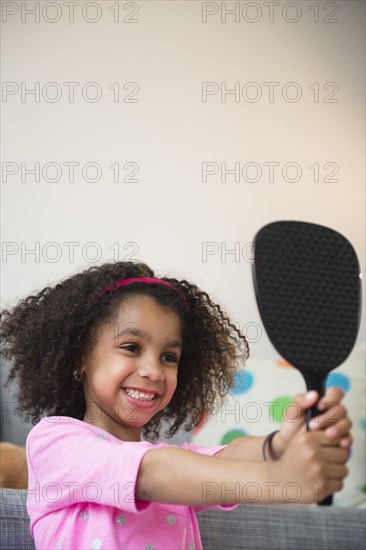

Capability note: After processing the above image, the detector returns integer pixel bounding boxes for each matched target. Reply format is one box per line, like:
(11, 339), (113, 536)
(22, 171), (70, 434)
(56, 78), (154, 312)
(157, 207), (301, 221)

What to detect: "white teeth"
(124, 388), (156, 401)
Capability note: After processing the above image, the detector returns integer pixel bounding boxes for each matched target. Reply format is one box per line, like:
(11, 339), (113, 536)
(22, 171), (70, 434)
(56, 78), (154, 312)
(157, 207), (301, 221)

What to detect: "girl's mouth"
(123, 388), (158, 402)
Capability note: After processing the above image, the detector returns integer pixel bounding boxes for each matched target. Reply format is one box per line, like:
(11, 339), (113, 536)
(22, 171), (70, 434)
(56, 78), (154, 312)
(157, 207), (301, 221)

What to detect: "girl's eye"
(121, 344), (139, 353)
(163, 353), (178, 363)
(120, 345), (178, 364)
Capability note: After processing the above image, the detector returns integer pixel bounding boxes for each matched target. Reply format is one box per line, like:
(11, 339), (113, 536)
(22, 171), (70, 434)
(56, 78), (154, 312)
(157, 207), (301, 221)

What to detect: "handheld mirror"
(252, 220), (362, 505)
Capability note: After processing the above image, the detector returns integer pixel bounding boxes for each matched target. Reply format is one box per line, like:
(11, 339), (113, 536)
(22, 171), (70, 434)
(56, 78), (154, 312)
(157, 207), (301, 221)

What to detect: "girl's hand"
(272, 387), (353, 459)
(273, 429), (349, 504)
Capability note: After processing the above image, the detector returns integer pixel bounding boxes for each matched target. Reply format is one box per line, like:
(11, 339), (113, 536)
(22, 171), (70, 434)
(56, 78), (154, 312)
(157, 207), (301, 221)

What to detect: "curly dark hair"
(1, 261), (249, 442)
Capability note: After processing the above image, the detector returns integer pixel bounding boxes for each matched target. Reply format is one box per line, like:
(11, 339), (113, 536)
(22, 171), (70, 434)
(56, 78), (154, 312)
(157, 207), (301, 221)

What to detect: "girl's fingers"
(317, 387), (345, 410)
(309, 403), (348, 430)
(323, 447), (349, 464)
(339, 435), (353, 449)
(325, 418), (353, 439)
(290, 391), (318, 417)
(325, 463), (349, 480)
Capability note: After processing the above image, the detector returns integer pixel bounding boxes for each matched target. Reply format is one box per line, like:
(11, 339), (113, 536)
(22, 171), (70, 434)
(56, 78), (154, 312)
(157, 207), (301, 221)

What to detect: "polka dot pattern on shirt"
(115, 513), (127, 526)
(165, 514), (177, 525)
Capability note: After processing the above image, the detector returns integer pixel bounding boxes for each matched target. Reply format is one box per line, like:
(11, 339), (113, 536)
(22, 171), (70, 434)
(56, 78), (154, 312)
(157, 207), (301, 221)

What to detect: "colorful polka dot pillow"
(191, 344), (365, 507)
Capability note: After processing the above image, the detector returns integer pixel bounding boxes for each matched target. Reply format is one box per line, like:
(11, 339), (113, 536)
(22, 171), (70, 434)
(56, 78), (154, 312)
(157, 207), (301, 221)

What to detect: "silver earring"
(72, 370), (84, 382)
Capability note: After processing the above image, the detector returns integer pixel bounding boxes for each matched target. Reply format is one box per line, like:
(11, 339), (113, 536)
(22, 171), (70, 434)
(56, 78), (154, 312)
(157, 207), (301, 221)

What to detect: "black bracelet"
(262, 430), (280, 461)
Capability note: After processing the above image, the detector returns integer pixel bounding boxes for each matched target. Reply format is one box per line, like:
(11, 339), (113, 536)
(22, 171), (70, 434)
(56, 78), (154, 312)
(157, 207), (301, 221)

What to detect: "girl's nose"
(138, 359), (164, 381)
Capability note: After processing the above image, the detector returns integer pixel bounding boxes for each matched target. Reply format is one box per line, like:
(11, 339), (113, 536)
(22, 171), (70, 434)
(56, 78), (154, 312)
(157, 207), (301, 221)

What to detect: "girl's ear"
(79, 356), (86, 375)
(74, 355), (86, 376)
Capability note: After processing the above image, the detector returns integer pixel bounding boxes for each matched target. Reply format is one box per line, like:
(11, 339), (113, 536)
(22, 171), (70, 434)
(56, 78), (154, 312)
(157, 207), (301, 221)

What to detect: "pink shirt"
(26, 417), (238, 549)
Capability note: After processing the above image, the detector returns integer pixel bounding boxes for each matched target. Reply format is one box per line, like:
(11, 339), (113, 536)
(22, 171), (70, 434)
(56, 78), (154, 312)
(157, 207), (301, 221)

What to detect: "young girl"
(1, 260), (352, 550)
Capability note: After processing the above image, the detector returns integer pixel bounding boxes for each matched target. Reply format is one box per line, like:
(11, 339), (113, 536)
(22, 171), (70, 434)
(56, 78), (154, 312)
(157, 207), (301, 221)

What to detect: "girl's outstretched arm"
(136, 429), (347, 507)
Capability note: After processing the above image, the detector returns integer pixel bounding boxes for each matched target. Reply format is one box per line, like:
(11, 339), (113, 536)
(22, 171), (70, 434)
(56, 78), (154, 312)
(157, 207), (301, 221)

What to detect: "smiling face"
(80, 294), (183, 441)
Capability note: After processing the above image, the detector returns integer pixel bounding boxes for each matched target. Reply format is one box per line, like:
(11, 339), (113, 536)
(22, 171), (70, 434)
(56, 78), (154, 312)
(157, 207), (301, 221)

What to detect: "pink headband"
(99, 277), (188, 307)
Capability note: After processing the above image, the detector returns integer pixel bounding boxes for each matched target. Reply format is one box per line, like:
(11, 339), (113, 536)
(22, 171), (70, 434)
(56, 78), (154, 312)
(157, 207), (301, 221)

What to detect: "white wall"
(2, 0), (365, 359)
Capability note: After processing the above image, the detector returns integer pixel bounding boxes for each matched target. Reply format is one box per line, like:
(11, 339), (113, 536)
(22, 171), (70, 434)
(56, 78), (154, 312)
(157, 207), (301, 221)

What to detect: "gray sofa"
(1, 489), (365, 550)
